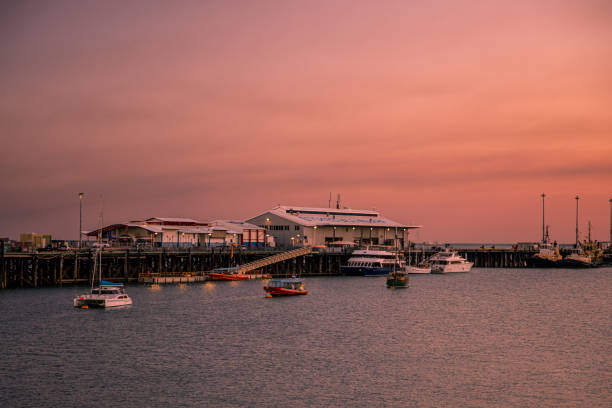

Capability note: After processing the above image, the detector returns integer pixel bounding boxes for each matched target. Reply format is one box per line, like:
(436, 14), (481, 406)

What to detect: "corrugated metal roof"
(145, 217), (204, 224)
(262, 206), (420, 229)
(210, 220), (265, 232)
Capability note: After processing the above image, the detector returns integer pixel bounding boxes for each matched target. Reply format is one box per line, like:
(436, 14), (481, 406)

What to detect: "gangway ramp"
(236, 247), (312, 274)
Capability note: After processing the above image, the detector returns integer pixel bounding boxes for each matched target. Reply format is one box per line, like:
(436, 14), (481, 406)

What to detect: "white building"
(246, 205), (420, 249)
(86, 217), (213, 247)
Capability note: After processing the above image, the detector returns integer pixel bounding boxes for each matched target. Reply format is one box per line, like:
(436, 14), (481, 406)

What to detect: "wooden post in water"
(53, 258), (57, 285)
(33, 255), (38, 287)
(0, 240), (4, 289)
(73, 252), (78, 281)
(59, 255), (64, 286)
(159, 250), (163, 273)
(124, 249), (129, 280)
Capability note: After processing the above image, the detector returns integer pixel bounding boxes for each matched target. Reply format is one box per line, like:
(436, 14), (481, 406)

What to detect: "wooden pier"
(0, 244), (540, 290)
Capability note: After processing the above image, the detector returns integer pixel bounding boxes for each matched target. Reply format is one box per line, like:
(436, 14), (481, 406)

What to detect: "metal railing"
(235, 247), (312, 274)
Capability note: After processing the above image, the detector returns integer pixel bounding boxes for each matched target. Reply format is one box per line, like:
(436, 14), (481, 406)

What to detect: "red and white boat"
(264, 278), (307, 296)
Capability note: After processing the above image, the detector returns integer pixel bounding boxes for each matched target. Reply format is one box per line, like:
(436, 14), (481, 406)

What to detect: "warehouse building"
(86, 217), (213, 247)
(246, 205), (419, 249)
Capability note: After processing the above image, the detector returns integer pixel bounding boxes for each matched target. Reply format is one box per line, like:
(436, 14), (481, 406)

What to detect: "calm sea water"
(1, 268), (610, 407)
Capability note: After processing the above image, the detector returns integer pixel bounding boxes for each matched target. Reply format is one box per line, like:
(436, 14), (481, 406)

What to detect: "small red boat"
(264, 278), (307, 296)
(207, 268), (250, 281)
(207, 272), (250, 281)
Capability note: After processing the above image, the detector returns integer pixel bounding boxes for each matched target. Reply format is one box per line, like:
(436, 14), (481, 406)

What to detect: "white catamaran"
(73, 249), (132, 308)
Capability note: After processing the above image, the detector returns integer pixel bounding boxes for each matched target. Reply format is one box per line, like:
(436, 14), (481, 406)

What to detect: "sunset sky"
(1, 0), (611, 243)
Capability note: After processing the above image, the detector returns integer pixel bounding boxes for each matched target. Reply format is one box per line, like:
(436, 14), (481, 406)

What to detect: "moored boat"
(405, 264), (432, 274)
(405, 242), (431, 274)
(207, 267), (250, 280)
(386, 270), (409, 288)
(527, 241), (562, 267)
(341, 248), (404, 276)
(561, 247), (593, 268)
(73, 249), (132, 308)
(429, 249), (473, 273)
(264, 277), (307, 296)
(73, 281), (132, 308)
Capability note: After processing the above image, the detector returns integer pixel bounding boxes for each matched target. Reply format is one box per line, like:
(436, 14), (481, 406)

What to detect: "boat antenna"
(336, 193), (340, 209)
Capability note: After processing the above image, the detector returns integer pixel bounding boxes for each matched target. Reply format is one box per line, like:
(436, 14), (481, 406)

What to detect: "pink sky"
(1, 0), (611, 242)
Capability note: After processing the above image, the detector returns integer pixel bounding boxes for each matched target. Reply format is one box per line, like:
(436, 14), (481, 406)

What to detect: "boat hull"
(527, 256), (561, 268)
(207, 273), (250, 281)
(386, 274), (409, 288)
(559, 258), (594, 268)
(405, 265), (431, 274)
(340, 265), (392, 277)
(264, 287), (308, 296)
(73, 296), (132, 308)
(430, 263), (473, 274)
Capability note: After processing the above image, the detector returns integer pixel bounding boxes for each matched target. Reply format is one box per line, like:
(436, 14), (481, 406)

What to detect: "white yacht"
(73, 249), (132, 308)
(429, 249), (473, 273)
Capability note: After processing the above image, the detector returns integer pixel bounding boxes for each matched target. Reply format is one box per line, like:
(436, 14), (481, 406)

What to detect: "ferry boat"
(429, 249), (473, 273)
(73, 281), (132, 308)
(340, 248), (405, 276)
(264, 277), (307, 296)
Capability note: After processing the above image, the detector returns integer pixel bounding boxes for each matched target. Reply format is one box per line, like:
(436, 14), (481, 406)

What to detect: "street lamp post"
(575, 195), (580, 247)
(313, 225), (318, 246)
(609, 198), (612, 245)
(541, 193), (546, 242)
(78, 192), (84, 249)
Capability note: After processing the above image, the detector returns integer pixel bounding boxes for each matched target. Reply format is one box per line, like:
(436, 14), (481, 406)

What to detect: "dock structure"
(0, 246), (577, 290)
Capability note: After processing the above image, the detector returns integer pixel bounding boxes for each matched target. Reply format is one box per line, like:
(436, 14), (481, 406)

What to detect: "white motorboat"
(429, 249), (473, 273)
(73, 249), (132, 308)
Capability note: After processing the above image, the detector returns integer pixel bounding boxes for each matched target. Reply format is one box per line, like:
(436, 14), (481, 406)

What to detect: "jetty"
(0, 239), (548, 290)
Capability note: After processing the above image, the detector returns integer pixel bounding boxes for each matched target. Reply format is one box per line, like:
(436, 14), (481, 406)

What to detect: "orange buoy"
(81, 305), (89, 309)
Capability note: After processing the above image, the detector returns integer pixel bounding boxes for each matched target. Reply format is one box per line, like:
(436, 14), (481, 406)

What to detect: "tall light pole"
(541, 193), (546, 242)
(79, 192), (84, 249)
(575, 195), (580, 247)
